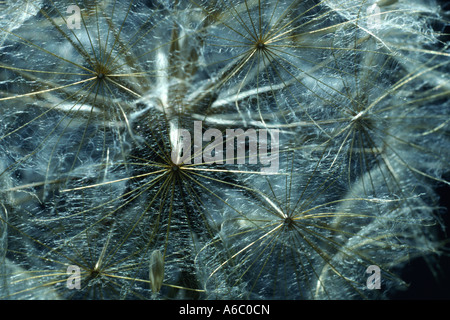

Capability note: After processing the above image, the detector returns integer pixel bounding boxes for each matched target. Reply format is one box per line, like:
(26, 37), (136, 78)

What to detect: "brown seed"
(149, 250), (164, 293)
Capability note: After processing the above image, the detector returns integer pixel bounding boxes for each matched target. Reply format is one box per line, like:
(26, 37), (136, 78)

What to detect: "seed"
(149, 250), (164, 294)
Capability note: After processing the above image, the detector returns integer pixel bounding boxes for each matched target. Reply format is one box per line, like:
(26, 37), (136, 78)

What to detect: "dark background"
(386, 0), (450, 300)
(389, 177), (450, 299)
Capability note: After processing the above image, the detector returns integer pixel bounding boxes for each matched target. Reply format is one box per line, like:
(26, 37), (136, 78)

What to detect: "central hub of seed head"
(169, 163), (182, 180)
(169, 161), (181, 173)
(351, 111), (373, 131)
(284, 217), (294, 228)
(256, 40), (266, 50)
(94, 63), (109, 80)
(88, 268), (100, 281)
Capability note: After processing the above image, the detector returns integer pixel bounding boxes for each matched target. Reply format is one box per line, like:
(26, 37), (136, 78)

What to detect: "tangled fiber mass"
(0, 0), (449, 299)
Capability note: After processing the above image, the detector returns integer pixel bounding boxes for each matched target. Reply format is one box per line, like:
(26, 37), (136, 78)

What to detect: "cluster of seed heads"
(0, 0), (449, 300)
